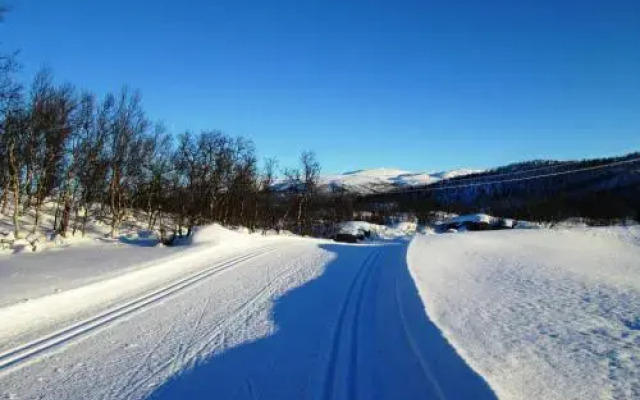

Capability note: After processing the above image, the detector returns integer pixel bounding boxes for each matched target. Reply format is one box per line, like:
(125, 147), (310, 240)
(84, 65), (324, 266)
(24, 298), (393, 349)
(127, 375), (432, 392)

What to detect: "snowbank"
(336, 220), (415, 240)
(435, 213), (519, 232)
(0, 199), (176, 255)
(190, 224), (248, 247)
(408, 227), (640, 400)
(446, 213), (497, 225)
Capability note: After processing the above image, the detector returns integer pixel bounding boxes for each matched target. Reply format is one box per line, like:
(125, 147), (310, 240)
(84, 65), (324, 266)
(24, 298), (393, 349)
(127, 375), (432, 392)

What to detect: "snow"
(336, 220), (416, 239)
(0, 229), (493, 400)
(0, 224), (273, 308)
(445, 213), (497, 225)
(408, 226), (640, 400)
(0, 200), (186, 255)
(2, 211), (636, 400)
(276, 167), (483, 194)
(0, 244), (187, 308)
(189, 223), (251, 247)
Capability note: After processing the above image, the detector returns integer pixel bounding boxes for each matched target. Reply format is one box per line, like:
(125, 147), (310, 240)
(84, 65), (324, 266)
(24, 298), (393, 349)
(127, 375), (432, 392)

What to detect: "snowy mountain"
(275, 168), (483, 194)
(366, 152), (640, 222)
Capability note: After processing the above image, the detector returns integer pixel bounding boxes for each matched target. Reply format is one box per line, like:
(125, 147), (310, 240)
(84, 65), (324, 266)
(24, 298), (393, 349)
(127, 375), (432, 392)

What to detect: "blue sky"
(1, 0), (639, 174)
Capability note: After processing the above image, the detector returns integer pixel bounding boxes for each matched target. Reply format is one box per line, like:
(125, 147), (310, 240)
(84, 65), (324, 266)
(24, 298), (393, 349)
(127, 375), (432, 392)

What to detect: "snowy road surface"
(0, 234), (494, 399)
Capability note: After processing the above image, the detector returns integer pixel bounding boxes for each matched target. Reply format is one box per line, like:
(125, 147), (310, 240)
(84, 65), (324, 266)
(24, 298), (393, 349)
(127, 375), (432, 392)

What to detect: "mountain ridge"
(275, 167), (484, 194)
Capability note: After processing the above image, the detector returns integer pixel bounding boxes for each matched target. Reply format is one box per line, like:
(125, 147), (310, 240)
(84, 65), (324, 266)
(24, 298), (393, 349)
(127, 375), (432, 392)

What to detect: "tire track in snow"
(0, 247), (274, 375)
(321, 250), (379, 400)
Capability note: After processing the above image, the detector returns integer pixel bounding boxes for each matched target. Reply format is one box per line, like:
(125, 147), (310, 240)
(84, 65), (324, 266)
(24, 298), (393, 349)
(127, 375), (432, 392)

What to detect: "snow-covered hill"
(276, 168), (483, 194)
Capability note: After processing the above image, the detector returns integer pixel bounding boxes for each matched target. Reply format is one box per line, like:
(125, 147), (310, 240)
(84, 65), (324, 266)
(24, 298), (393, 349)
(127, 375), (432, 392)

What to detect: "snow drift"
(408, 226), (640, 400)
(190, 224), (252, 247)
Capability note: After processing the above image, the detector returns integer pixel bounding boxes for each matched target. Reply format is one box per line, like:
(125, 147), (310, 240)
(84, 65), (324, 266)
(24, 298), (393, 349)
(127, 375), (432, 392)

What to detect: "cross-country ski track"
(0, 235), (495, 400)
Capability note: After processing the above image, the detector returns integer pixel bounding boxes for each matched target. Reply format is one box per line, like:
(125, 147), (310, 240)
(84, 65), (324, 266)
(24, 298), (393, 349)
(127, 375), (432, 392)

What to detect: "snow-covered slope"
(408, 226), (640, 400)
(276, 168), (482, 194)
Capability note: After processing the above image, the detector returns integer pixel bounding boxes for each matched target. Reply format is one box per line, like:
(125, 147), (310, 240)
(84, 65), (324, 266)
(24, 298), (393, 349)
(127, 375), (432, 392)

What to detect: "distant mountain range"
(362, 152), (640, 222)
(275, 168), (483, 194)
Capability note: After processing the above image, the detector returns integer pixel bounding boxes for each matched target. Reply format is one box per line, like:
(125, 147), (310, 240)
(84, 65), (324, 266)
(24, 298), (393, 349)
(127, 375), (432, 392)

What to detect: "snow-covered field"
(408, 226), (640, 400)
(1, 218), (638, 399)
(0, 224), (492, 400)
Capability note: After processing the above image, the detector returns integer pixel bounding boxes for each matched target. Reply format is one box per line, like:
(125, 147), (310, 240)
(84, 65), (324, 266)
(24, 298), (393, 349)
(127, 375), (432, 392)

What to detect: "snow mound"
(336, 221), (414, 240)
(190, 224), (251, 247)
(436, 213), (523, 232)
(447, 213), (497, 225)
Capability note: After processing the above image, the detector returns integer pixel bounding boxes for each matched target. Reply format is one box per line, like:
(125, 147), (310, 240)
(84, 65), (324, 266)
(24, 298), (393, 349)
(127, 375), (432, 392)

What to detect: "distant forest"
(360, 153), (640, 225)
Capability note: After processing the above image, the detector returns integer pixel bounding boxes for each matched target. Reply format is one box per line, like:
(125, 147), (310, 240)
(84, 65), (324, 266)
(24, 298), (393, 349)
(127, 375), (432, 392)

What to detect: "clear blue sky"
(2, 0), (639, 174)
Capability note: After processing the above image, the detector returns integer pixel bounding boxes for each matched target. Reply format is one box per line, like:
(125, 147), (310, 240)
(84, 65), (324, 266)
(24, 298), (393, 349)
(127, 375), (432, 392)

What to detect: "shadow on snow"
(148, 241), (496, 400)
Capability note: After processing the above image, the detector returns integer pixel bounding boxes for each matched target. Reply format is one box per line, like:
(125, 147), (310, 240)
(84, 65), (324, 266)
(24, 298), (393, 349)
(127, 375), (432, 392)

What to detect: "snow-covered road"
(0, 233), (494, 400)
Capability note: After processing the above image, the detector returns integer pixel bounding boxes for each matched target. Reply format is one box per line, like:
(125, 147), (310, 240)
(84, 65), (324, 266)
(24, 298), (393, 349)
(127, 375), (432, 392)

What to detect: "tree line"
(0, 23), (328, 240)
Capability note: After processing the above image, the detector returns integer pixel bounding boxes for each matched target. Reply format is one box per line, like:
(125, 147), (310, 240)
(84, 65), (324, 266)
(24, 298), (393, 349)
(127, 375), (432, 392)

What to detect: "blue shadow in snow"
(148, 242), (496, 400)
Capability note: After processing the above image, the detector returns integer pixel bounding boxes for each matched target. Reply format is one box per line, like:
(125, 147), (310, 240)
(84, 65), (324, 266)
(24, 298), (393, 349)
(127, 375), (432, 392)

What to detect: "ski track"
(115, 248), (322, 400)
(321, 251), (379, 400)
(0, 247), (274, 374)
(0, 238), (495, 400)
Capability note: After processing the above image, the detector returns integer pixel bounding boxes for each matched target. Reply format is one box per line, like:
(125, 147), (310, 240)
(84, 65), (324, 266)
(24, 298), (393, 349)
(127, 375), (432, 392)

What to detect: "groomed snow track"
(0, 238), (495, 400)
(0, 247), (274, 373)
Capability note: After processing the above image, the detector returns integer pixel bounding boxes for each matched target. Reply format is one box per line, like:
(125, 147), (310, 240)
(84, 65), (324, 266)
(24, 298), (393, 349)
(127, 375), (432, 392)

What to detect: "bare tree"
(298, 151), (320, 234)
(2, 108), (28, 238)
(0, 40), (341, 242)
(106, 88), (149, 237)
(26, 70), (77, 233)
(258, 157), (278, 232)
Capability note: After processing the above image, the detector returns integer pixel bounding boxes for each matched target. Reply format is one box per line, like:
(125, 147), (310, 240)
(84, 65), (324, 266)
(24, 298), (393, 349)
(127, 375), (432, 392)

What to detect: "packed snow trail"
(0, 237), (494, 400)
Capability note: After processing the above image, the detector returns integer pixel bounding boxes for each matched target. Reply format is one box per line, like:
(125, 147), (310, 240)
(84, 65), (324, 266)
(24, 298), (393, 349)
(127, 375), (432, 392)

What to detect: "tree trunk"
(33, 202), (41, 234)
(72, 206), (80, 236)
(109, 169), (120, 237)
(8, 142), (21, 239)
(296, 196), (306, 234)
(1, 180), (8, 215)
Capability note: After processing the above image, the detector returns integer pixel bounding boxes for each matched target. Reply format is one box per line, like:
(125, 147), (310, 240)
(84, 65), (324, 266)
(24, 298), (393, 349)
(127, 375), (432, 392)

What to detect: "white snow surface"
(0, 226), (494, 400)
(0, 200), (176, 255)
(337, 220), (417, 239)
(408, 226), (640, 400)
(0, 224), (283, 308)
(5, 218), (636, 400)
